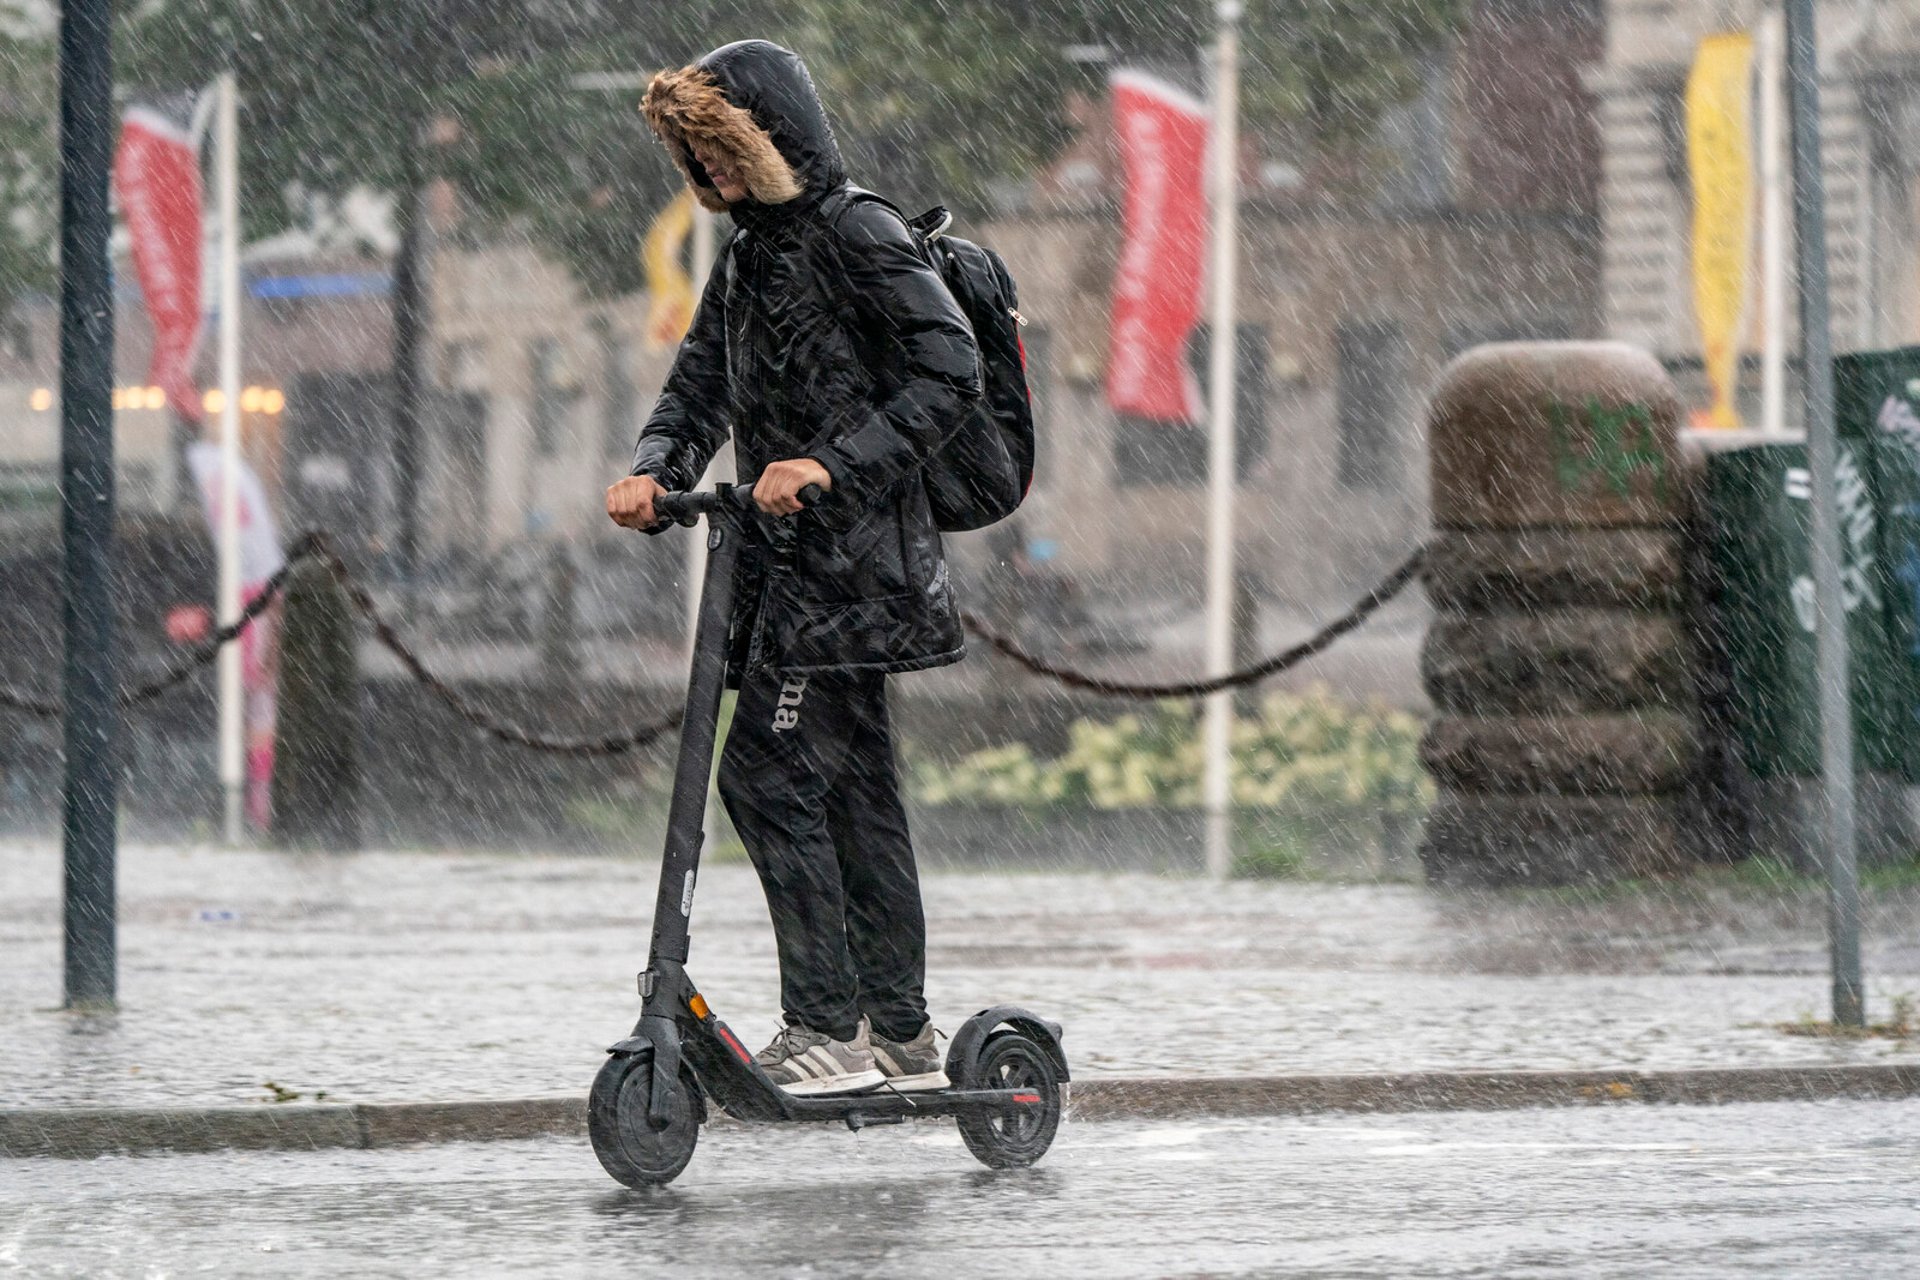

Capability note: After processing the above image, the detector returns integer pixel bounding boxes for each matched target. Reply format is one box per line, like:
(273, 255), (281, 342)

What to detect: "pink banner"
(187, 443), (287, 831)
(115, 104), (204, 424)
(1106, 70), (1209, 424)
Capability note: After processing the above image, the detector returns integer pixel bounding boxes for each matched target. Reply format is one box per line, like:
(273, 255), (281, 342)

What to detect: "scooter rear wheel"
(955, 1031), (1062, 1169)
(588, 1050), (701, 1187)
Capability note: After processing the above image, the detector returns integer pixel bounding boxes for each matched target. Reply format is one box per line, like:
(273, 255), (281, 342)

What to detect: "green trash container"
(1836, 348), (1920, 781)
(1698, 436), (1906, 778)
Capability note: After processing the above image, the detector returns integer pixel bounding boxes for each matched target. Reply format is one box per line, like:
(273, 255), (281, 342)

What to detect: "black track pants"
(717, 667), (928, 1044)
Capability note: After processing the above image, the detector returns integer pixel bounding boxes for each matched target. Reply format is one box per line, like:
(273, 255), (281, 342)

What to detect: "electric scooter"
(590, 482), (1068, 1188)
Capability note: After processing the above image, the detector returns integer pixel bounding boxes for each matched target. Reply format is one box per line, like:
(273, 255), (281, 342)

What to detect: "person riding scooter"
(605, 39), (980, 1096)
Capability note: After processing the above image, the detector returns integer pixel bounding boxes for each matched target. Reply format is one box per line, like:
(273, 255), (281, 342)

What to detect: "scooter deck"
(680, 1016), (1053, 1127)
(724, 1084), (1053, 1125)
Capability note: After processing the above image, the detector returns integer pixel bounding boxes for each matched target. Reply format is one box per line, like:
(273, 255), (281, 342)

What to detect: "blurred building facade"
(1598, 0), (1920, 415)
(975, 0), (1603, 613)
(2, 0), (1605, 633)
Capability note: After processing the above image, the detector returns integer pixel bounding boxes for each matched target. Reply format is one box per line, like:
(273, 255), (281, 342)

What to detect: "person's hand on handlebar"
(606, 474), (667, 530)
(753, 459), (832, 516)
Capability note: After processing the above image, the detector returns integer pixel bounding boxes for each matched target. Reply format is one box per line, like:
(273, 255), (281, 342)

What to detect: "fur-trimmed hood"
(641, 40), (845, 215)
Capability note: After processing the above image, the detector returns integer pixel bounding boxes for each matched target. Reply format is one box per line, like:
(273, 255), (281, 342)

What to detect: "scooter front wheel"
(588, 1050), (701, 1187)
(955, 1031), (1063, 1170)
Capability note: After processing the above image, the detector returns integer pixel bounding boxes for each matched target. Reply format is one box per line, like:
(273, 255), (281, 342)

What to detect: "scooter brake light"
(715, 1023), (753, 1065)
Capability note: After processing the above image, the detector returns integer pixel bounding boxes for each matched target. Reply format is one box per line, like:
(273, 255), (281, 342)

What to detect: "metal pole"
(1203, 0), (1242, 881)
(681, 206), (732, 845)
(1784, 0), (1864, 1026)
(392, 128), (425, 592)
(684, 204), (721, 656)
(59, 0), (118, 1010)
(1758, 7), (1789, 435)
(215, 73), (244, 845)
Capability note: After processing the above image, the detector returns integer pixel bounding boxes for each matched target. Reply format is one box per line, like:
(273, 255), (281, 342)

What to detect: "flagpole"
(1203, 0), (1242, 881)
(215, 71), (244, 846)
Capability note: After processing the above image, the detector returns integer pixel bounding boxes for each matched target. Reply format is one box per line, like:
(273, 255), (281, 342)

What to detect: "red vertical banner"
(1106, 70), (1210, 424)
(114, 103), (205, 424)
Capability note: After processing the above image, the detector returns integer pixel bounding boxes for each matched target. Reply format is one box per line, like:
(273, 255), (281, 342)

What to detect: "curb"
(5, 1064), (1917, 1159)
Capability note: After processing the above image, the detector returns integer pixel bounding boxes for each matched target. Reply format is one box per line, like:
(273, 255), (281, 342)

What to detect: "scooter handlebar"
(651, 482), (825, 527)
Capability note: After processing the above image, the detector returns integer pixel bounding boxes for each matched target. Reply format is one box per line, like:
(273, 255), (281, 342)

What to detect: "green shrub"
(1229, 824), (1312, 879)
(911, 686), (1432, 818)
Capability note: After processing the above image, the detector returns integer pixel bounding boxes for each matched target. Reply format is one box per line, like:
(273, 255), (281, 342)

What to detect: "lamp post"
(1783, 0), (1863, 1027)
(58, 0), (119, 1010)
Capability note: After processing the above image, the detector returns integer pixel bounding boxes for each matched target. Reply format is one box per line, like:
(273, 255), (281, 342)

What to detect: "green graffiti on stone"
(1547, 397), (1667, 501)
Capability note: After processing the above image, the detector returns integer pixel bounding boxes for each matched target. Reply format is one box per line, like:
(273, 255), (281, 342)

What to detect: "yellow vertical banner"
(1688, 32), (1756, 429)
(642, 189), (698, 352)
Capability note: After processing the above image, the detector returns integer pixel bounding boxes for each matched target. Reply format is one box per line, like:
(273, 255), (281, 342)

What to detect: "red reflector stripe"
(716, 1025), (753, 1065)
(1012, 1092), (1041, 1103)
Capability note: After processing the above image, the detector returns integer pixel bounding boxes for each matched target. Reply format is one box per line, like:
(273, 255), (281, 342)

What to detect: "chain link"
(0, 532), (1425, 745)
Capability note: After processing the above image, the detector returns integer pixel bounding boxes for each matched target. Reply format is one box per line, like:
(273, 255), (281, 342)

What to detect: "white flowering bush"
(911, 686), (1432, 818)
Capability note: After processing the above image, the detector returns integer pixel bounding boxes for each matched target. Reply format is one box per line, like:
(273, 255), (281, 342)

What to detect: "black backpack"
(819, 187), (1035, 532)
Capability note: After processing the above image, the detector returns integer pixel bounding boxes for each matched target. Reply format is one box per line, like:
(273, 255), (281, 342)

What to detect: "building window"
(1656, 83), (1690, 213)
(1021, 322), (1052, 481)
(529, 338), (568, 458)
(1114, 324), (1269, 487)
(1334, 320), (1405, 489)
(593, 319), (638, 462)
(1376, 52), (1456, 212)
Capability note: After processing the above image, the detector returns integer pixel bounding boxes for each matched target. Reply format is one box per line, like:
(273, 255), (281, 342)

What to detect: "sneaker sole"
(880, 1070), (951, 1092)
(779, 1068), (887, 1097)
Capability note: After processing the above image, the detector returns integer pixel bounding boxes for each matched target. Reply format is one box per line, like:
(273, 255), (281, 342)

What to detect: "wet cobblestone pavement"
(5, 1101), (1917, 1276)
(3, 840), (1918, 1108)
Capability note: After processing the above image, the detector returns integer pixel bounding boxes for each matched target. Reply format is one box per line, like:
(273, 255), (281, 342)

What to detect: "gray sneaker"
(755, 1019), (885, 1095)
(869, 1023), (950, 1092)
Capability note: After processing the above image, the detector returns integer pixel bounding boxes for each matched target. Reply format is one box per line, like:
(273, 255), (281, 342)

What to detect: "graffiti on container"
(1783, 442), (1879, 631)
(1880, 392), (1920, 681)
(1880, 391), (1920, 450)
(1547, 397), (1667, 500)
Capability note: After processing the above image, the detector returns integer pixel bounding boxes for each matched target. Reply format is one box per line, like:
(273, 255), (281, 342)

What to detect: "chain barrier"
(0, 539), (312, 719)
(309, 540), (683, 758)
(959, 546), (1427, 700)
(0, 531), (1425, 746)
(0, 532), (682, 756)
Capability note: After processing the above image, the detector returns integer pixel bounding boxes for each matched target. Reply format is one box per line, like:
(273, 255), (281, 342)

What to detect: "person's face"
(689, 137), (750, 203)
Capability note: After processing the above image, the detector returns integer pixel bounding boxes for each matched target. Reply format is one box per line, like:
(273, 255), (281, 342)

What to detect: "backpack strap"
(816, 183), (914, 239)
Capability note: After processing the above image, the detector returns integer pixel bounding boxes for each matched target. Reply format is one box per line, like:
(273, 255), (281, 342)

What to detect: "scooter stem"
(646, 500), (742, 967)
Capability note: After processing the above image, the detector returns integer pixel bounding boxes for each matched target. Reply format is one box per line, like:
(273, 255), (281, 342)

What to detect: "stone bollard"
(1418, 342), (1693, 885)
(271, 557), (363, 850)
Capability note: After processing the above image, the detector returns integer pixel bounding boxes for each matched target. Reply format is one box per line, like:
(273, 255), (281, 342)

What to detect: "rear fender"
(944, 1005), (1070, 1085)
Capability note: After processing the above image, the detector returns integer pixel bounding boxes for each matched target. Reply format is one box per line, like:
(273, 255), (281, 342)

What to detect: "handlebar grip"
(651, 491), (705, 527)
(646, 481), (820, 529)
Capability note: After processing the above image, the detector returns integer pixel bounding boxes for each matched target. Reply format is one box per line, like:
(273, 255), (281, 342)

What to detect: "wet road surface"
(6, 842), (1920, 1108)
(5, 1099), (1917, 1277)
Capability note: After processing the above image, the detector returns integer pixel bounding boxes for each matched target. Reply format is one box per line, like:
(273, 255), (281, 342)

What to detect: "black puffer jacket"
(631, 40), (981, 677)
